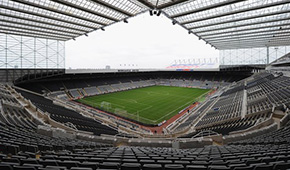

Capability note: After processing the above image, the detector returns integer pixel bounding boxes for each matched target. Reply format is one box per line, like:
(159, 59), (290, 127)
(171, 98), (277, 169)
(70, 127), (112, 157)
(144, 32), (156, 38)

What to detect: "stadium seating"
(15, 89), (118, 136)
(1, 71), (290, 170)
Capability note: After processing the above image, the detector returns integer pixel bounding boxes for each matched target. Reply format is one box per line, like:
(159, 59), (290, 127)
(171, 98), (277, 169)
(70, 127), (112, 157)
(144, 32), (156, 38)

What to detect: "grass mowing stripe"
(77, 86), (210, 124)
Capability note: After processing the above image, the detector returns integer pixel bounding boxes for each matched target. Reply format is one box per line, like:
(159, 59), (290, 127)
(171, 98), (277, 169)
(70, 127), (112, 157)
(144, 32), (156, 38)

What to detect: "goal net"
(114, 108), (128, 117)
(100, 101), (111, 111)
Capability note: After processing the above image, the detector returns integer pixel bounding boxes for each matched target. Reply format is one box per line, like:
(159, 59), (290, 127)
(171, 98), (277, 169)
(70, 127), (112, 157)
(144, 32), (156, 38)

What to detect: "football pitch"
(77, 86), (210, 125)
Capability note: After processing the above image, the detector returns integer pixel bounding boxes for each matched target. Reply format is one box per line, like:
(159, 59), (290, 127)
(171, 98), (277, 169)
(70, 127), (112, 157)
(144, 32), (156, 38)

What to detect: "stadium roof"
(1, 0), (290, 50)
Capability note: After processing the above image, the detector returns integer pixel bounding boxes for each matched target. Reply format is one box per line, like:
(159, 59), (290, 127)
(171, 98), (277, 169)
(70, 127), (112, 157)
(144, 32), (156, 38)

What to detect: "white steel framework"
(0, 33), (65, 69)
(0, 0), (290, 50)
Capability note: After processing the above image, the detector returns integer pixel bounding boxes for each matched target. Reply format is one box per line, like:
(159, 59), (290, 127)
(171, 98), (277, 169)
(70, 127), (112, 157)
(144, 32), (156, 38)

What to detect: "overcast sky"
(65, 13), (219, 69)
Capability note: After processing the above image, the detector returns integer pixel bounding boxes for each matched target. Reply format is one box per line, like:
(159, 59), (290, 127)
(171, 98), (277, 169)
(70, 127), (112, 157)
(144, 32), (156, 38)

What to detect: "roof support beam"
(185, 9), (290, 29)
(136, 0), (155, 9)
(172, 0), (246, 18)
(215, 41), (290, 49)
(216, 40), (290, 46)
(211, 37), (290, 46)
(0, 23), (76, 38)
(209, 34), (290, 44)
(0, 18), (81, 37)
(198, 23), (290, 37)
(0, 5), (96, 30)
(90, 0), (134, 16)
(175, 0), (290, 22)
(217, 44), (290, 49)
(192, 17), (290, 34)
(0, 11), (89, 33)
(0, 31), (67, 41)
(159, 0), (190, 9)
(206, 31), (290, 42)
(10, 0), (107, 26)
(202, 28), (289, 39)
(50, 0), (119, 22)
(0, 27), (71, 40)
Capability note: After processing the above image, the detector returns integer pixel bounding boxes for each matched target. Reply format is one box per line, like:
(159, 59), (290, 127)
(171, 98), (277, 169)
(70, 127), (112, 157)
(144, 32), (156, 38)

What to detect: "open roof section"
(0, 0), (149, 41)
(1, 0), (290, 50)
(162, 0), (290, 49)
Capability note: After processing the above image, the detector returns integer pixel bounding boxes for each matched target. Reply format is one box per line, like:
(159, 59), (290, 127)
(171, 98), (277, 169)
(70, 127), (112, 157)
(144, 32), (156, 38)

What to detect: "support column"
(266, 46), (269, 64)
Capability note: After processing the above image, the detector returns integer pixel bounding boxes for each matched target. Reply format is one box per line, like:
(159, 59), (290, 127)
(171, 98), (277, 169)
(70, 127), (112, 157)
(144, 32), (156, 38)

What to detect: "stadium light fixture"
(157, 10), (162, 16)
(172, 21), (177, 25)
(149, 10), (153, 16)
(84, 33), (88, 36)
(101, 27), (105, 31)
(124, 19), (128, 23)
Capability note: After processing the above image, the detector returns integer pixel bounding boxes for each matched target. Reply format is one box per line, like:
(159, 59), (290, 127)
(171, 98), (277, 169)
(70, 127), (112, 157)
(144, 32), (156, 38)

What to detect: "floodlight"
(157, 10), (161, 16)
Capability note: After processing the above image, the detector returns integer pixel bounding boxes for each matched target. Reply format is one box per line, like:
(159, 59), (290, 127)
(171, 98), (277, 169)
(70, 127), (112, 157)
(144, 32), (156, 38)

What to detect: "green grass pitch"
(77, 86), (210, 125)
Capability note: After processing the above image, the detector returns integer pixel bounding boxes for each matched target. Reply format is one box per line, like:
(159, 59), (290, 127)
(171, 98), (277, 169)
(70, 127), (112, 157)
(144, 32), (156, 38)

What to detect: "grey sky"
(65, 13), (219, 69)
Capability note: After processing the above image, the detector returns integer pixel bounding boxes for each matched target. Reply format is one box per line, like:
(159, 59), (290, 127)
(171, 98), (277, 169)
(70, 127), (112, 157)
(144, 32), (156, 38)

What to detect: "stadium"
(0, 0), (290, 170)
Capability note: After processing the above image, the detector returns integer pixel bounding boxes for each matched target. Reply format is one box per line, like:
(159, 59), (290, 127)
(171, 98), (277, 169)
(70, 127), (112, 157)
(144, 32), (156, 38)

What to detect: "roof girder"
(159, 0), (190, 9)
(90, 0), (134, 16)
(206, 31), (290, 42)
(0, 18), (82, 37)
(186, 9), (290, 30)
(175, 0), (290, 23)
(50, 0), (119, 22)
(172, 0), (246, 18)
(136, 0), (155, 9)
(10, 0), (107, 26)
(215, 41), (290, 49)
(198, 22), (290, 37)
(192, 17), (290, 34)
(0, 4), (96, 30)
(211, 37), (290, 45)
(202, 28), (290, 39)
(0, 30), (67, 41)
(0, 27), (71, 40)
(0, 22), (76, 38)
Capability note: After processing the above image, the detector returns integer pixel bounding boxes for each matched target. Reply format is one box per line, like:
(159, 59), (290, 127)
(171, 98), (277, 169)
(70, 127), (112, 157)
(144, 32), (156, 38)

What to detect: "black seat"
(45, 166), (67, 170)
(58, 161), (78, 169)
(121, 163), (141, 170)
(186, 165), (207, 170)
(174, 161), (191, 166)
(139, 160), (155, 165)
(21, 158), (39, 165)
(0, 164), (13, 170)
(192, 161), (210, 166)
(253, 164), (273, 170)
(122, 159), (138, 163)
(233, 166), (253, 170)
(14, 166), (37, 170)
(273, 162), (290, 170)
(228, 163), (247, 170)
(78, 162), (98, 170)
(209, 165), (231, 170)
(70, 167), (92, 170)
(40, 160), (59, 167)
(164, 164), (184, 170)
(23, 163), (44, 169)
(99, 162), (120, 169)
(142, 164), (163, 170)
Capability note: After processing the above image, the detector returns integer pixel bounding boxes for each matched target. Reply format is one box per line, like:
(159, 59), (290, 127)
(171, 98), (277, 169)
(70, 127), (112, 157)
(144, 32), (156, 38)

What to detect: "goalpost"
(114, 108), (128, 117)
(100, 101), (111, 111)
